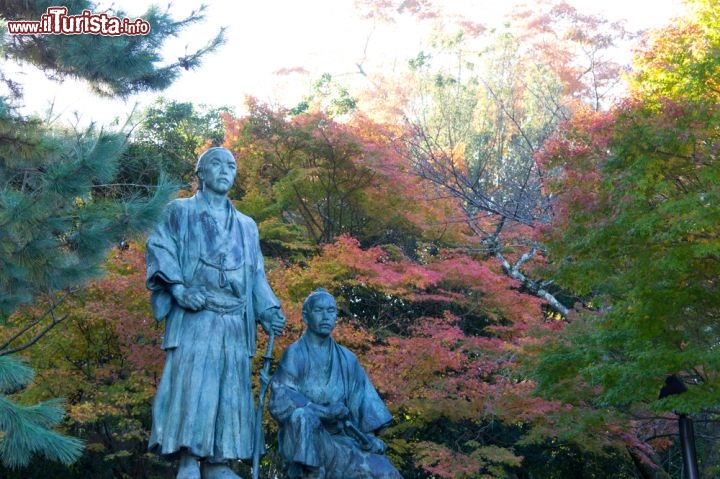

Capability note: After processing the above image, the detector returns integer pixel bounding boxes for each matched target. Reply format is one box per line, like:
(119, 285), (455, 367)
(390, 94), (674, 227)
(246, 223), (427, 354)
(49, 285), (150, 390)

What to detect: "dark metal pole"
(678, 414), (700, 479)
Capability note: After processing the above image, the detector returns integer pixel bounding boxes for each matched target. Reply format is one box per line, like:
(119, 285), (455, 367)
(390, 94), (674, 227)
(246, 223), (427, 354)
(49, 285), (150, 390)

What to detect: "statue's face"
(199, 149), (237, 194)
(304, 293), (337, 338)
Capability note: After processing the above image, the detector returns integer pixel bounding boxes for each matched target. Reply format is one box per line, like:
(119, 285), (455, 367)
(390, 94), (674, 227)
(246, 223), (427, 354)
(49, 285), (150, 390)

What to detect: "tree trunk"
(626, 445), (672, 479)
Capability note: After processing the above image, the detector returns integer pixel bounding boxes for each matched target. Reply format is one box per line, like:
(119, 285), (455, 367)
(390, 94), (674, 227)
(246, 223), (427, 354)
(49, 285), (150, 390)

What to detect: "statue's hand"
(368, 435), (387, 454)
(261, 307), (286, 336)
(326, 402), (349, 421)
(308, 402), (348, 421)
(171, 284), (206, 311)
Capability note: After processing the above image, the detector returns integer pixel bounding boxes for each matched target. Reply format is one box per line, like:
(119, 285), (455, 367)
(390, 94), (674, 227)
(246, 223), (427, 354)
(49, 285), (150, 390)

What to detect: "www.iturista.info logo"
(7, 6), (151, 36)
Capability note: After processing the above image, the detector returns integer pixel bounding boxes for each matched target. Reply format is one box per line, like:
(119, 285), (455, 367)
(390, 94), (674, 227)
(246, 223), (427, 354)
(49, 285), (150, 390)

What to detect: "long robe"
(269, 333), (402, 479)
(145, 192), (280, 461)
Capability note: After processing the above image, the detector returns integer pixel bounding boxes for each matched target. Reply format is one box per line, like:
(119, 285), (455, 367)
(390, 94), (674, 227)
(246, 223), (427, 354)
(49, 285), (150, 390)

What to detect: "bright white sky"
(6, 0), (688, 126)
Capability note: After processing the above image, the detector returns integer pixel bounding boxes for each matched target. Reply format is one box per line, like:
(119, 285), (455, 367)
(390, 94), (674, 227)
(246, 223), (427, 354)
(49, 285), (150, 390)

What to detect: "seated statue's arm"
(269, 357), (311, 422)
(306, 401), (349, 422)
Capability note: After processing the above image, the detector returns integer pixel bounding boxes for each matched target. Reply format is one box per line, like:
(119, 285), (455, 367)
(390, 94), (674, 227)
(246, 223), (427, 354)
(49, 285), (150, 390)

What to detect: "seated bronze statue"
(268, 289), (402, 479)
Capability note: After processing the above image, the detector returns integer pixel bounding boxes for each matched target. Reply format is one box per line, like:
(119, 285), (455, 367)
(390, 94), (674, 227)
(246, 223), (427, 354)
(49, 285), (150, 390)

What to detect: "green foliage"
(290, 73), (358, 117)
(117, 98), (231, 194)
(0, 101), (176, 319)
(631, 0), (720, 101)
(230, 101), (375, 245)
(531, 2), (720, 475)
(0, 355), (82, 468)
(539, 54), (720, 415)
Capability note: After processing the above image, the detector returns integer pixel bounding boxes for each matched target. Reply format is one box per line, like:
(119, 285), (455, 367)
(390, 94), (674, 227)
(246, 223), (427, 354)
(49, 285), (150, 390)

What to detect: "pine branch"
(0, 396), (83, 468)
(0, 356), (33, 393)
(0, 313), (69, 357)
(0, 289), (76, 356)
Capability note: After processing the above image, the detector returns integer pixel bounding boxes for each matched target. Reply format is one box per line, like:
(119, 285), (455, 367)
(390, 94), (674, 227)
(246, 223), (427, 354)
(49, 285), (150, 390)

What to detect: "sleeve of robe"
(268, 342), (311, 424)
(146, 199), (186, 321)
(339, 344), (394, 434)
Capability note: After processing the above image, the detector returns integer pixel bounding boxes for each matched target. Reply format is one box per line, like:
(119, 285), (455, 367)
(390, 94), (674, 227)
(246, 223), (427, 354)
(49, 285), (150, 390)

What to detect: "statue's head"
(302, 288), (337, 338)
(195, 147), (236, 192)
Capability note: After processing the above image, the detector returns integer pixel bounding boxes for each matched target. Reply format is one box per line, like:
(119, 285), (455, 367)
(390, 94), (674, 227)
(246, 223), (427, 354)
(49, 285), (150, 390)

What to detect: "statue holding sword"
(145, 147), (286, 479)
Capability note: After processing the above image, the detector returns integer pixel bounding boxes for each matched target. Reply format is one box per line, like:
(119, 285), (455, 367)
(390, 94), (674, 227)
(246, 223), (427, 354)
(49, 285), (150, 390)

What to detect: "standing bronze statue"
(268, 289), (402, 479)
(146, 147), (286, 479)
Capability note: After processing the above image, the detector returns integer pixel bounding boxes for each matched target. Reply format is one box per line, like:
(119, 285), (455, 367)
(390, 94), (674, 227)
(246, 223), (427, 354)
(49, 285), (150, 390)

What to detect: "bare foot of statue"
(203, 462), (242, 479)
(177, 452), (201, 479)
